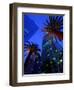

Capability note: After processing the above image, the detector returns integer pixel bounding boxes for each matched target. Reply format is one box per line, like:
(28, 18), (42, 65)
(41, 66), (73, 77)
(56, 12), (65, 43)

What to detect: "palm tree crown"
(43, 16), (63, 40)
(24, 41), (41, 54)
(44, 16), (63, 32)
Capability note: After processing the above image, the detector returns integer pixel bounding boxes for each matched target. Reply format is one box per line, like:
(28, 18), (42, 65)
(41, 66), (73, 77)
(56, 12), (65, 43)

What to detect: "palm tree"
(44, 16), (63, 40)
(24, 41), (41, 74)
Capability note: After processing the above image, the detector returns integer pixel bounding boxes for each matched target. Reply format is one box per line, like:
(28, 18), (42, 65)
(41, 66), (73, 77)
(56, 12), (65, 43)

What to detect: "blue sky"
(24, 13), (49, 51)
